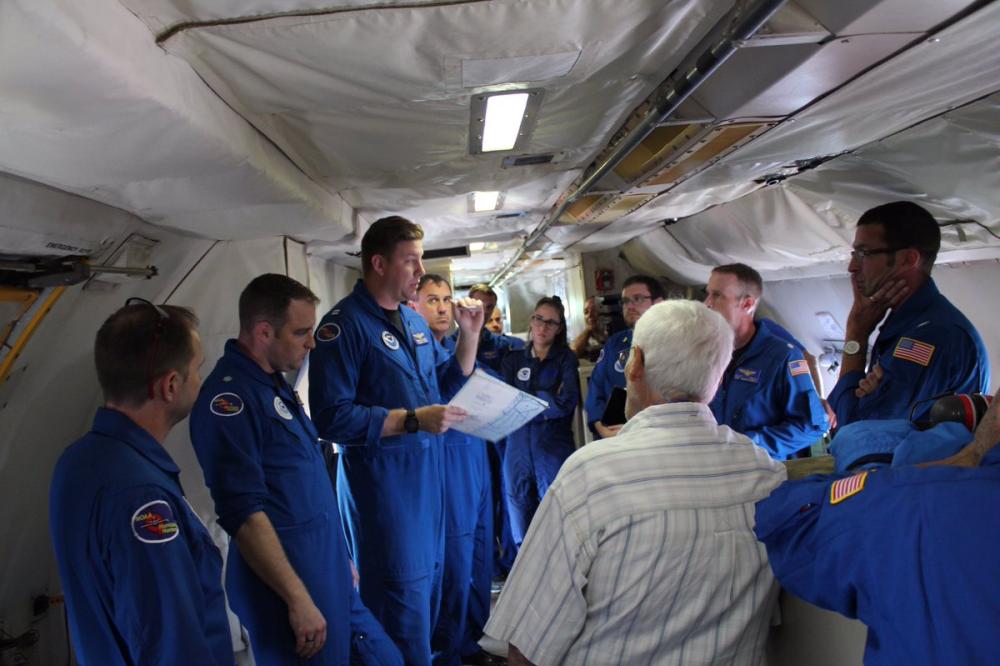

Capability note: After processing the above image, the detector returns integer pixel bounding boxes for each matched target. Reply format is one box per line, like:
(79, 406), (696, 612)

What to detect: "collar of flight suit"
(877, 278), (941, 341)
(90, 407), (180, 476)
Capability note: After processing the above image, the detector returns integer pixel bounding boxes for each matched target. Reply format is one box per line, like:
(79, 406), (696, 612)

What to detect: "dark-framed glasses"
(530, 314), (560, 329)
(621, 295), (653, 306)
(849, 247), (901, 262)
(125, 297), (169, 399)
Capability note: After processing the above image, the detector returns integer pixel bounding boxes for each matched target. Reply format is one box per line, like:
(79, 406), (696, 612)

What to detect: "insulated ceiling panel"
(120, 0), (735, 247)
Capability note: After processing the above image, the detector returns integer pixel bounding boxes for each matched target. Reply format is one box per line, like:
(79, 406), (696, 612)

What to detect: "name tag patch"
(893, 337), (934, 366)
(132, 500), (180, 544)
(734, 367), (760, 383)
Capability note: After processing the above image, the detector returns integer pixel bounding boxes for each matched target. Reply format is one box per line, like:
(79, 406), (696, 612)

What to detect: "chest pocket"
(264, 405), (320, 475)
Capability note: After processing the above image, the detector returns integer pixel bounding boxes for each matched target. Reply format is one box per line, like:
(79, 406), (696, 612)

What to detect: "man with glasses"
(191, 274), (402, 665)
(50, 299), (236, 664)
(829, 201), (989, 427)
(585, 275), (664, 439)
(705, 264), (828, 460)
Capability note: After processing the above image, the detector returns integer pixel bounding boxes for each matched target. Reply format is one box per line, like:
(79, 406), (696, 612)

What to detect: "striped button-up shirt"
(484, 402), (786, 665)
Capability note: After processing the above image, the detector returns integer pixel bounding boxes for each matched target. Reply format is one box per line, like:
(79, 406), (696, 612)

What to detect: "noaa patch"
(596, 348), (605, 364)
(734, 367), (760, 383)
(412, 331), (429, 346)
(517, 367), (531, 381)
(316, 322), (340, 343)
(210, 392), (244, 416)
(274, 396), (293, 421)
(382, 331), (400, 350)
(614, 357), (625, 373)
(132, 500), (180, 544)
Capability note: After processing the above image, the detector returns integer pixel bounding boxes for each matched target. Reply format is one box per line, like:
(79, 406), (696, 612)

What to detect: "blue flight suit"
(830, 279), (989, 427)
(309, 280), (467, 666)
(759, 318), (804, 351)
(501, 345), (581, 548)
(430, 335), (493, 666)
(583, 329), (632, 437)
(754, 449), (1000, 665)
(710, 322), (828, 460)
(191, 340), (401, 666)
(50, 408), (234, 666)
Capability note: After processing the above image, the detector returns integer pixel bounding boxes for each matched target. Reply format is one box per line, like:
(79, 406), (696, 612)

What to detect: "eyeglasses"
(125, 297), (169, 399)
(530, 314), (561, 329)
(621, 295), (653, 306)
(849, 247), (900, 262)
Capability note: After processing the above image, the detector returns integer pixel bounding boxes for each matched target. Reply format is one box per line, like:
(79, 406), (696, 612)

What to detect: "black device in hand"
(601, 387), (628, 426)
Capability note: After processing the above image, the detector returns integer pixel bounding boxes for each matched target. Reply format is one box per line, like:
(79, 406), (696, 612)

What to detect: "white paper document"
(447, 369), (548, 441)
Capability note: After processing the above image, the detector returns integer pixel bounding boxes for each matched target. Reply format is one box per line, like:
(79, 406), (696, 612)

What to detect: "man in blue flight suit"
(829, 201), (989, 427)
(463, 283), (524, 578)
(585, 275), (664, 439)
(50, 300), (235, 665)
(191, 274), (402, 665)
(415, 274), (494, 666)
(465, 283), (524, 377)
(309, 216), (483, 666)
(705, 263), (828, 459)
(754, 389), (1000, 664)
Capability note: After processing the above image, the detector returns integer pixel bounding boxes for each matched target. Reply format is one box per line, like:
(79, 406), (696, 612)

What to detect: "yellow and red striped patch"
(830, 471), (869, 505)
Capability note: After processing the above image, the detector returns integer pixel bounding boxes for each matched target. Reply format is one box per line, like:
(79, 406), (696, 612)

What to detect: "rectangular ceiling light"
(469, 191), (504, 212)
(469, 89), (544, 155)
(483, 93), (528, 151)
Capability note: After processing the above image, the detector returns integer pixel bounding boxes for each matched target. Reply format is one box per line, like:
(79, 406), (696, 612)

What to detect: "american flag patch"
(893, 337), (935, 366)
(830, 471), (868, 505)
(788, 359), (810, 377)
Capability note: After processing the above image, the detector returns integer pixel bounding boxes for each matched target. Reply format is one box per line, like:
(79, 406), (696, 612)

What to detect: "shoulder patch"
(517, 367), (531, 381)
(274, 396), (293, 420)
(316, 322), (341, 343)
(830, 471), (869, 505)
(210, 392), (244, 416)
(132, 500), (180, 544)
(893, 337), (935, 366)
(788, 359), (810, 377)
(381, 330), (400, 350)
(734, 367), (760, 383)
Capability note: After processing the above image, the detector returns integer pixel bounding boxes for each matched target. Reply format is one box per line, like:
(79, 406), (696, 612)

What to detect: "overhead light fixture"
(469, 242), (486, 252)
(469, 89), (544, 155)
(468, 191), (505, 213)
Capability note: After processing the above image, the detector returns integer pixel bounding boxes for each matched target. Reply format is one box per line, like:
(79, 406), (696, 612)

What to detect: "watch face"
(844, 341), (861, 355)
(404, 412), (419, 434)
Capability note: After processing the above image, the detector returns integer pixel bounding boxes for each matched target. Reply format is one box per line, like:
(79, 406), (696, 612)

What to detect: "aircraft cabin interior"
(1, 0), (998, 663)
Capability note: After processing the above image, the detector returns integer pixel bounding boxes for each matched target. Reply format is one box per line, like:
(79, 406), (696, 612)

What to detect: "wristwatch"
(843, 340), (864, 356)
(404, 409), (419, 434)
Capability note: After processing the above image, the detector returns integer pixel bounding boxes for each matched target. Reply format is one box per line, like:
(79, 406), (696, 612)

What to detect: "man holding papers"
(308, 217), (482, 666)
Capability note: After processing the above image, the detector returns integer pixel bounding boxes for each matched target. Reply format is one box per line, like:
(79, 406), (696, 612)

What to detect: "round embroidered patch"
(614, 358), (626, 373)
(596, 348), (605, 364)
(382, 331), (400, 350)
(316, 322), (340, 343)
(517, 367), (531, 381)
(210, 392), (244, 416)
(274, 396), (293, 421)
(132, 500), (180, 544)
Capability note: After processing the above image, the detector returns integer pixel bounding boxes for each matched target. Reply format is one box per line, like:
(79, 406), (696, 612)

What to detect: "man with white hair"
(483, 300), (786, 665)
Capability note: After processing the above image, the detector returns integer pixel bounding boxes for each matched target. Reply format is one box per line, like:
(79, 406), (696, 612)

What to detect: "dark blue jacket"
(51, 408), (233, 666)
(465, 328), (525, 379)
(502, 344), (580, 448)
(710, 322), (828, 459)
(755, 449), (1000, 665)
(830, 279), (989, 426)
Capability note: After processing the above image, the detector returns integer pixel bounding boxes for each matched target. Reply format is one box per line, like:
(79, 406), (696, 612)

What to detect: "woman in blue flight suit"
(501, 296), (580, 550)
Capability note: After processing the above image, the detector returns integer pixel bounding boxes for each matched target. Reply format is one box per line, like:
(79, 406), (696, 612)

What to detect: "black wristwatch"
(404, 409), (419, 434)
